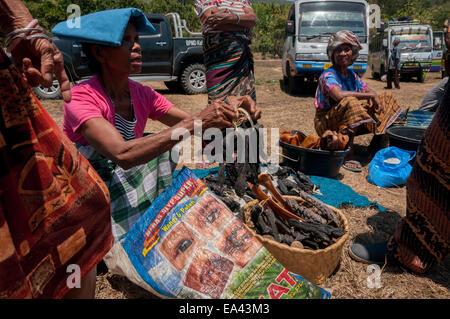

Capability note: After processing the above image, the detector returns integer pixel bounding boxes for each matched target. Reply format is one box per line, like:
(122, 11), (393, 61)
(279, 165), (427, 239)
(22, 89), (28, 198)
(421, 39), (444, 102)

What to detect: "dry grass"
(40, 60), (449, 299)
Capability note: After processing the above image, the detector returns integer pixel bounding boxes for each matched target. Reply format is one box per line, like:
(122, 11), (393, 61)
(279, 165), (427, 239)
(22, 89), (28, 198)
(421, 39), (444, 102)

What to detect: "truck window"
(140, 20), (161, 37)
(298, 1), (367, 43)
(392, 28), (431, 52)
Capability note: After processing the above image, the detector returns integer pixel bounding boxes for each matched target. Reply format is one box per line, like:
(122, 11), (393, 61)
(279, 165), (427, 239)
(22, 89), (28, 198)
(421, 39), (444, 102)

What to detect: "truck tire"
(180, 63), (207, 95)
(287, 73), (302, 95)
(32, 79), (62, 100)
(164, 81), (182, 92)
(417, 71), (425, 83)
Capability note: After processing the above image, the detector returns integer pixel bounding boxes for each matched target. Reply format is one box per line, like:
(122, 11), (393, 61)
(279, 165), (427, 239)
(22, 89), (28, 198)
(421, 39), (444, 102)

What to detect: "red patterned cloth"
(0, 49), (113, 298)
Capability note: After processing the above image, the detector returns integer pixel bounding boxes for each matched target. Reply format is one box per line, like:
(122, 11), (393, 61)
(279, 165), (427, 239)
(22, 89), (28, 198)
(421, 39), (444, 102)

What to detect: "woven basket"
(243, 196), (349, 285)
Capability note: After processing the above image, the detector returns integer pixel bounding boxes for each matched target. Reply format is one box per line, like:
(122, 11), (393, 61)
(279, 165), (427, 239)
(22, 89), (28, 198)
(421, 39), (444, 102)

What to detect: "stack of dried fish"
(203, 165), (318, 215)
(271, 166), (316, 195)
(248, 173), (345, 250)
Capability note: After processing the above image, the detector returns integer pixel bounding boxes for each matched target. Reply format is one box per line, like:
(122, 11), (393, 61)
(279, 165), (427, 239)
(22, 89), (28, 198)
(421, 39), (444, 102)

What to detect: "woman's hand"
(225, 95), (261, 121)
(0, 0), (71, 102)
(205, 9), (233, 29)
(11, 35), (72, 102)
(370, 93), (383, 114)
(196, 99), (239, 129)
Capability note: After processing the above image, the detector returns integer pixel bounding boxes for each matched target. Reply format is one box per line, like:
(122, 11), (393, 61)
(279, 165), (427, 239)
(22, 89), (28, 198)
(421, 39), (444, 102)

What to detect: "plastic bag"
(121, 167), (331, 299)
(367, 146), (416, 187)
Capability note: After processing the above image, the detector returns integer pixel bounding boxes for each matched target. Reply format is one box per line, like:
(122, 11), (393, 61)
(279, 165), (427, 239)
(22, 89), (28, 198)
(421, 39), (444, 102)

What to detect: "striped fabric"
(387, 82), (450, 273)
(314, 93), (402, 136)
(76, 144), (173, 241)
(115, 113), (136, 141)
(203, 32), (256, 102)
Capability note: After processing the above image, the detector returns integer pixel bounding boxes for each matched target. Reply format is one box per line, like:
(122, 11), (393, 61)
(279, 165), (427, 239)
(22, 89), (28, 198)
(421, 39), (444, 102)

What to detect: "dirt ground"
(41, 60), (449, 299)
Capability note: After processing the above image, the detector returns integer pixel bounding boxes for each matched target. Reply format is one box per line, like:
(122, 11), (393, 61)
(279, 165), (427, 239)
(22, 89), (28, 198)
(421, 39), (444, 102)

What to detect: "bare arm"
(201, 6), (256, 32)
(0, 0), (71, 102)
(329, 85), (383, 113)
(157, 105), (192, 127)
(0, 0), (32, 34)
(79, 96), (260, 170)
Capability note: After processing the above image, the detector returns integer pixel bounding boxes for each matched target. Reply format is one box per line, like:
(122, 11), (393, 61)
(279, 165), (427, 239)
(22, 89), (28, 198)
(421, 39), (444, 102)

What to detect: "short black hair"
(81, 42), (104, 75)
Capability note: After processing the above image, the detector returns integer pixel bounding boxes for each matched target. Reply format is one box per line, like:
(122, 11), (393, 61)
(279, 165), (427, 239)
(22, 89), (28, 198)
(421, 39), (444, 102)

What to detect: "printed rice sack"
(122, 167), (331, 299)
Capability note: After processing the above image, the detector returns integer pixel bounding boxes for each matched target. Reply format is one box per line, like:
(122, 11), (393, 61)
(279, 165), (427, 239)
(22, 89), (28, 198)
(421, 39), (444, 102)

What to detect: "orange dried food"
(280, 130), (305, 146)
(300, 135), (320, 149)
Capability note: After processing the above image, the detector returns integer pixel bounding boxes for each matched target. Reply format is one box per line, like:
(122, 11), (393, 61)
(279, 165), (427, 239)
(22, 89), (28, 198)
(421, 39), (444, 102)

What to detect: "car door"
(139, 14), (173, 76)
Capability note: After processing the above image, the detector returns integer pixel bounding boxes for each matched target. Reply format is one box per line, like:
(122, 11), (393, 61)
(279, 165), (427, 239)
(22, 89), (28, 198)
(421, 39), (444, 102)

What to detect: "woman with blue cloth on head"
(53, 8), (261, 281)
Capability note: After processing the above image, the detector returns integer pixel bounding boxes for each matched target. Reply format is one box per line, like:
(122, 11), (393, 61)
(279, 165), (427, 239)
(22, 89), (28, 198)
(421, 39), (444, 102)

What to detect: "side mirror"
(286, 20), (295, 35)
(382, 39), (388, 47)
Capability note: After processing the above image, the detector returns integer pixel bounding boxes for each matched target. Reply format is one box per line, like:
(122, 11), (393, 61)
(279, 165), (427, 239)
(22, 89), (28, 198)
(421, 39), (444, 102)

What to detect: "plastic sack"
(121, 167), (331, 299)
(381, 74), (387, 82)
(367, 146), (416, 187)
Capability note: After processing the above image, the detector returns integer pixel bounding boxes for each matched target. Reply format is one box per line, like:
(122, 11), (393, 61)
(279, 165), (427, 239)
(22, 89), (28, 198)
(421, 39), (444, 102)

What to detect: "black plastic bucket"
(387, 126), (426, 152)
(279, 131), (350, 178)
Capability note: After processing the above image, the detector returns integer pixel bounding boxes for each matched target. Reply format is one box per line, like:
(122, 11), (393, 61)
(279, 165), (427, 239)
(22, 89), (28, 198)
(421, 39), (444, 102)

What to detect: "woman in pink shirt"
(58, 9), (260, 280)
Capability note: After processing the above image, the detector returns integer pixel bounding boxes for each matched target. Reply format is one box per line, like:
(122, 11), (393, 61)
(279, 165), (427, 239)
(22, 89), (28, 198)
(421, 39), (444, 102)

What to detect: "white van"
(369, 20), (433, 83)
(282, 0), (370, 94)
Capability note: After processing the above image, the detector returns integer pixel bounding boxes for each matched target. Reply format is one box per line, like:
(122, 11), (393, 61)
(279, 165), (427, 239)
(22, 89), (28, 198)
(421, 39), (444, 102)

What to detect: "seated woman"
(54, 9), (260, 277)
(314, 30), (402, 172)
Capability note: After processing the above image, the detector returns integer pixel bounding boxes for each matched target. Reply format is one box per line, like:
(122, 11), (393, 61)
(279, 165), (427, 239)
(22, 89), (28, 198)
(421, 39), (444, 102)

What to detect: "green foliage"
(23, 0), (450, 58)
(251, 3), (290, 58)
(370, 0), (450, 30)
(24, 0), (151, 31)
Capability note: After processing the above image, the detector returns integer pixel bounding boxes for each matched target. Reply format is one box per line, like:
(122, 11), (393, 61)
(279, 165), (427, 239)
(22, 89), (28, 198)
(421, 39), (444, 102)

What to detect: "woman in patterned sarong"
(56, 9), (260, 281)
(314, 31), (402, 171)
(0, 0), (113, 298)
(349, 34), (449, 275)
(194, 0), (257, 102)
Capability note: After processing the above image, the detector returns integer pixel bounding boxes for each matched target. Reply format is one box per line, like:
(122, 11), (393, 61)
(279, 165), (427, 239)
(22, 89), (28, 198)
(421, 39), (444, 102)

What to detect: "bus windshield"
(392, 29), (432, 52)
(298, 1), (367, 43)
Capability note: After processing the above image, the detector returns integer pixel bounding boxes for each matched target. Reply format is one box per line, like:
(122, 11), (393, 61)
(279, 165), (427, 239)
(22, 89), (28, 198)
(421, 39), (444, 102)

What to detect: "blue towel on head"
(51, 8), (156, 46)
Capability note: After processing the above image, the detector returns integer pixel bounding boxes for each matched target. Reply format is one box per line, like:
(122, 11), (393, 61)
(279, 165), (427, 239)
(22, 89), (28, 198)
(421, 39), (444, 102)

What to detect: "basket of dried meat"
(242, 173), (349, 285)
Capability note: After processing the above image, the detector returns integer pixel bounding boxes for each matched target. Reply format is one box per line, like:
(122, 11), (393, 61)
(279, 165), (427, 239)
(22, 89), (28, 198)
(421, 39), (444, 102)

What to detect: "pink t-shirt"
(63, 76), (173, 145)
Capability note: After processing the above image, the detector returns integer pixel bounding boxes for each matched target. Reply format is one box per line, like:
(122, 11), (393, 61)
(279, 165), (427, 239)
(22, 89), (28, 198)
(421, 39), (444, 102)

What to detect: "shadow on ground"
(279, 79), (317, 97)
(106, 275), (161, 299)
(352, 209), (450, 289)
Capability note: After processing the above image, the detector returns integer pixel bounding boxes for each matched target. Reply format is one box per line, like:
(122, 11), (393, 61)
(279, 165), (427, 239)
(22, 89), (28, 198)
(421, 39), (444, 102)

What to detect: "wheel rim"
(189, 70), (206, 89)
(38, 80), (60, 94)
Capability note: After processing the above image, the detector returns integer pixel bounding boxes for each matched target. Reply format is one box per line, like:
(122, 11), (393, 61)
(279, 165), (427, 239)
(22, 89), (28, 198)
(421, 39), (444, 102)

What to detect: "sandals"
(343, 160), (362, 172)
